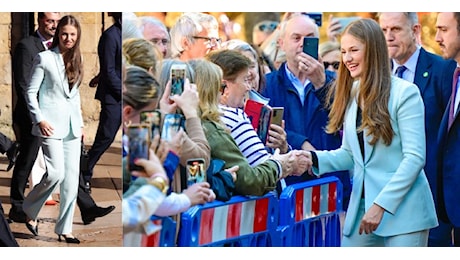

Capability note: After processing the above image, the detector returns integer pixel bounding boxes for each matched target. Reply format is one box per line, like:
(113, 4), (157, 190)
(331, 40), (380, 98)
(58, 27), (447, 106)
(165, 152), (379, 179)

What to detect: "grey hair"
(169, 12), (219, 58)
(138, 16), (169, 39)
(158, 59), (195, 97)
(220, 39), (258, 60)
(122, 13), (143, 40)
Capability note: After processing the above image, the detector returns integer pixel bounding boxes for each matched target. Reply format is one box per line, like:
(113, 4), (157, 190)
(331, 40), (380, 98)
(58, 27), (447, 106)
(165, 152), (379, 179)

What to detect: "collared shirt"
(454, 65), (460, 116)
(37, 30), (52, 50)
(284, 63), (311, 106)
(392, 45), (421, 83)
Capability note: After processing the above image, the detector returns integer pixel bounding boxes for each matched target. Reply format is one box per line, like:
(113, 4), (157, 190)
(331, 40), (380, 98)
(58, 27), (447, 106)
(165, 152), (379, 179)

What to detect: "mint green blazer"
(314, 76), (438, 237)
(25, 48), (83, 139)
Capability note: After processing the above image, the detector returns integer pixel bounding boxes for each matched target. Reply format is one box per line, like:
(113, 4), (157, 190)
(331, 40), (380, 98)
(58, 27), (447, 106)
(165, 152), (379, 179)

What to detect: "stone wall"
(0, 12), (121, 145)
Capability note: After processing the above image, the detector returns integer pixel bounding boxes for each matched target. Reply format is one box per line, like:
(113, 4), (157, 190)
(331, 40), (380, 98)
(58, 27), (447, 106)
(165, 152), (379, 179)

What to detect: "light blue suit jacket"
(314, 76), (438, 237)
(25, 47), (83, 139)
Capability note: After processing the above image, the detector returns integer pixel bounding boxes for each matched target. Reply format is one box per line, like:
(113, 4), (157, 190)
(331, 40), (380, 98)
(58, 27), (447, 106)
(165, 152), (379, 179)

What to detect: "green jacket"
(203, 120), (281, 196)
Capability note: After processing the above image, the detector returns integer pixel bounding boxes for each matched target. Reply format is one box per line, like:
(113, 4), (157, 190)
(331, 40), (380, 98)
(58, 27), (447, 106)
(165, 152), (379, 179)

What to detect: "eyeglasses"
(323, 61), (340, 70)
(150, 38), (169, 46)
(256, 22), (278, 33)
(192, 36), (222, 46)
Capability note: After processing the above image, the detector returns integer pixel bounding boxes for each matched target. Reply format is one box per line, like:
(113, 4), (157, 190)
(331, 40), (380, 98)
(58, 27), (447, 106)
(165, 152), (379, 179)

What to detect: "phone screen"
(186, 158), (206, 187)
(127, 124), (150, 171)
(271, 107), (284, 126)
(161, 113), (184, 142)
(303, 37), (319, 60)
(170, 66), (186, 96)
(140, 110), (162, 138)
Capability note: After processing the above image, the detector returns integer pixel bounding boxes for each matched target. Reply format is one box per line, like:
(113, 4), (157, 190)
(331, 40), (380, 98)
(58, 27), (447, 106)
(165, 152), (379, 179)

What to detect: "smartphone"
(127, 124), (150, 171)
(161, 113), (184, 142)
(170, 64), (187, 96)
(335, 17), (360, 33)
(303, 37), (319, 60)
(302, 12), (322, 27)
(186, 158), (206, 187)
(270, 107), (284, 127)
(140, 109), (162, 138)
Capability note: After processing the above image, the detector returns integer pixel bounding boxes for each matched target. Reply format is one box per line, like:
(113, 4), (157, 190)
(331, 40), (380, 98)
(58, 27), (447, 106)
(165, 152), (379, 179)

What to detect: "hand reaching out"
(183, 182), (216, 206)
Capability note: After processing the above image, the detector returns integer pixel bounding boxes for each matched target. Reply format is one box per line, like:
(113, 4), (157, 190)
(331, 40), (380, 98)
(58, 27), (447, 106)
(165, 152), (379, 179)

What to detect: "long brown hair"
(326, 18), (393, 145)
(51, 15), (83, 87)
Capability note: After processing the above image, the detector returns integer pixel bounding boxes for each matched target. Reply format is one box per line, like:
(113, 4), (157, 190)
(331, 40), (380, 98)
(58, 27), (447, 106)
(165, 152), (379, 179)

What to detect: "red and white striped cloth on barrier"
(140, 219), (162, 246)
(294, 181), (337, 221)
(197, 197), (270, 245)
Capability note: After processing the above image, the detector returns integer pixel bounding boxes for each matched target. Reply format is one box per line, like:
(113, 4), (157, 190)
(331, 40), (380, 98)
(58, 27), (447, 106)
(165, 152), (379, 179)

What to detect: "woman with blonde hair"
(122, 37), (162, 78)
(191, 59), (310, 196)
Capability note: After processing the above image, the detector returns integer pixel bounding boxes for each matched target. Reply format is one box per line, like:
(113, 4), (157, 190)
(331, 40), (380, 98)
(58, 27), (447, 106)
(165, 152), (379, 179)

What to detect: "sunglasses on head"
(257, 22), (279, 33)
(323, 61), (340, 70)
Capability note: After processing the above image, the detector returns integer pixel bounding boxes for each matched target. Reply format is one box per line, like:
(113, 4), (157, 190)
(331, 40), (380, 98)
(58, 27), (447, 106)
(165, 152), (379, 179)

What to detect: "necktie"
(46, 41), (52, 49)
(395, 65), (407, 79)
(448, 67), (460, 130)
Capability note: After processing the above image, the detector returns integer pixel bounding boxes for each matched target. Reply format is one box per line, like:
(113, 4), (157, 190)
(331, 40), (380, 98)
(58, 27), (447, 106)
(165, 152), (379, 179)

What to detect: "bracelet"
(148, 176), (169, 194)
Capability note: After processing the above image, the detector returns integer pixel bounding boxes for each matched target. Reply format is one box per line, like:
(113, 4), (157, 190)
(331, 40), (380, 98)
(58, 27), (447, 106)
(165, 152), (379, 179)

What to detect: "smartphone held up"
(127, 124), (150, 172)
(302, 37), (319, 60)
(170, 64), (187, 97)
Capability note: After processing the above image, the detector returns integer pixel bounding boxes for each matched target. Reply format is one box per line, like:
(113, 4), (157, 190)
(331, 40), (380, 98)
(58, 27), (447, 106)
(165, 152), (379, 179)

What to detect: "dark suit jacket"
(437, 64), (460, 226)
(411, 48), (456, 205)
(95, 21), (121, 104)
(12, 31), (46, 129)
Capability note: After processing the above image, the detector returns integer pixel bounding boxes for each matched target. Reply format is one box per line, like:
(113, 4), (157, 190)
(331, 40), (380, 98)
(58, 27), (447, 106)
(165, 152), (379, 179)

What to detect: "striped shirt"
(219, 105), (271, 166)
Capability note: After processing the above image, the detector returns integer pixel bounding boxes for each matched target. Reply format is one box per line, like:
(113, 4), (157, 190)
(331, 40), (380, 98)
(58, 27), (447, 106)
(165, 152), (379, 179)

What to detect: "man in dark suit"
(10, 12), (114, 225)
(378, 12), (457, 246)
(82, 12), (122, 192)
(434, 12), (460, 247)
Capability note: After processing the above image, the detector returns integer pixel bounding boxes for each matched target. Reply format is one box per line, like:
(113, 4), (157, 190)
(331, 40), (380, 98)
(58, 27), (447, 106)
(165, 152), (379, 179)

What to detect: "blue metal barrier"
(140, 216), (177, 247)
(276, 176), (344, 247)
(178, 192), (279, 247)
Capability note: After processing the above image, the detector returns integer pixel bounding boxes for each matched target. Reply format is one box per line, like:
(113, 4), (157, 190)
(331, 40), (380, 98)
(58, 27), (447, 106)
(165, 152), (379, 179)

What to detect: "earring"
(124, 120), (132, 127)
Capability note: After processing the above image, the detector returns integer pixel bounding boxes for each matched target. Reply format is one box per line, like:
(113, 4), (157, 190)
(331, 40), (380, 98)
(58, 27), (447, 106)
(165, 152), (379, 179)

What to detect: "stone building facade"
(0, 12), (121, 144)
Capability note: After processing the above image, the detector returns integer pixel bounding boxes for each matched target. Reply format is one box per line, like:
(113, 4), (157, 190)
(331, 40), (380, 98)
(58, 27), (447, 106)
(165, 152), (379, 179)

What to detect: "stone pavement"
(0, 141), (123, 247)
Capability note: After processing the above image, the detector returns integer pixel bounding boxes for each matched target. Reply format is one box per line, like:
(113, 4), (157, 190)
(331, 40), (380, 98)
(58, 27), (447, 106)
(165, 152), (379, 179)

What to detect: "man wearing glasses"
(138, 16), (171, 58)
(170, 12), (221, 61)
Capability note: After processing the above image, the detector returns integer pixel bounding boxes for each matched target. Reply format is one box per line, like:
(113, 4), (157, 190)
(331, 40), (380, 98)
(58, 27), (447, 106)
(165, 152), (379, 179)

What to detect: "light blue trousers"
(341, 199), (429, 247)
(23, 131), (80, 235)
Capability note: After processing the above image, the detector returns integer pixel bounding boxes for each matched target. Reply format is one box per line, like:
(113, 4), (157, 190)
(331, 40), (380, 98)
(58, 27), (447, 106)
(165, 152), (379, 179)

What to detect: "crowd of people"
(2, 11), (459, 248)
(121, 11), (460, 248)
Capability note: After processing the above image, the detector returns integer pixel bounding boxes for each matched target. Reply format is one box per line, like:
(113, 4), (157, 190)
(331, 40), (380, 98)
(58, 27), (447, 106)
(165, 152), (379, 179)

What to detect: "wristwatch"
(148, 176), (169, 194)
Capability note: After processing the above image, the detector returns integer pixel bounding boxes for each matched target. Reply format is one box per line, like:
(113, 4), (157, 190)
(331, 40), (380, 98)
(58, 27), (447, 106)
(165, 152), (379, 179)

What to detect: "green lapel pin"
(423, 72), (428, 78)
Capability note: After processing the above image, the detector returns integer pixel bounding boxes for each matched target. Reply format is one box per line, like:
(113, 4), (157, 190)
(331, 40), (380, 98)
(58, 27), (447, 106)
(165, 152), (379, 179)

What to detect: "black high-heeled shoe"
(25, 220), (38, 236)
(58, 234), (80, 244)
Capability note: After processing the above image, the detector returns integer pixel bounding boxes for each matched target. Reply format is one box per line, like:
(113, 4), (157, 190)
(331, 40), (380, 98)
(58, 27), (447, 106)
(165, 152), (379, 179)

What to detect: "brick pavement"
(0, 141), (123, 247)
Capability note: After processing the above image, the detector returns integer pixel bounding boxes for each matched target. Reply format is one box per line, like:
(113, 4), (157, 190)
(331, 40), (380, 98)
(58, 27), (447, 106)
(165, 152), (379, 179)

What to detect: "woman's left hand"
(359, 203), (384, 235)
(266, 122), (288, 153)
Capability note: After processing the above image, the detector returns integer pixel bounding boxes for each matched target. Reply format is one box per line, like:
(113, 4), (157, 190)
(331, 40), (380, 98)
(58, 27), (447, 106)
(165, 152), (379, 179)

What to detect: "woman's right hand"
(39, 120), (54, 136)
(169, 79), (199, 119)
(130, 152), (169, 184)
(271, 148), (295, 179)
(159, 80), (178, 114)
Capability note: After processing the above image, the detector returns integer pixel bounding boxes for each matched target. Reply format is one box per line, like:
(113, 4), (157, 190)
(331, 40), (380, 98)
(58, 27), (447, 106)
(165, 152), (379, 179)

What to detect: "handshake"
(271, 149), (314, 179)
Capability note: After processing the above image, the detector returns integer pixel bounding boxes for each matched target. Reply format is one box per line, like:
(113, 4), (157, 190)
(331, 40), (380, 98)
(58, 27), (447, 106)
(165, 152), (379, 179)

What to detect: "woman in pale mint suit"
(307, 19), (438, 246)
(23, 15), (84, 244)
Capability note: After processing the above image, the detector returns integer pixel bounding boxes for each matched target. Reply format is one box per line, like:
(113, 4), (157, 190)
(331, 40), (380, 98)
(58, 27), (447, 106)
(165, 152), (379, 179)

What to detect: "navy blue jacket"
(437, 65), (460, 226)
(95, 21), (122, 104)
(410, 48), (457, 205)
